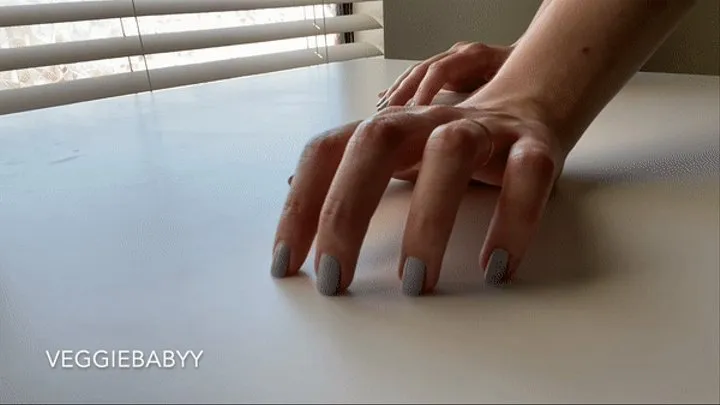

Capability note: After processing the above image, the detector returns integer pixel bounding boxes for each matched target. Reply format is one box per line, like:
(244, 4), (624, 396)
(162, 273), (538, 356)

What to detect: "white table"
(0, 58), (718, 404)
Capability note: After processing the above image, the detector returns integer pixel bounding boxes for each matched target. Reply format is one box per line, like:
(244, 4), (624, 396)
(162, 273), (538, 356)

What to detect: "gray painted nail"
(271, 242), (291, 278)
(377, 97), (389, 111)
(317, 255), (341, 296)
(287, 175), (294, 185)
(402, 257), (426, 296)
(376, 95), (387, 107)
(485, 249), (509, 287)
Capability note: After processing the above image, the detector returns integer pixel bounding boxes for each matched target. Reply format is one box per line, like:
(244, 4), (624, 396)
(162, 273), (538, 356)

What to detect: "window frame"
(336, 3), (355, 44)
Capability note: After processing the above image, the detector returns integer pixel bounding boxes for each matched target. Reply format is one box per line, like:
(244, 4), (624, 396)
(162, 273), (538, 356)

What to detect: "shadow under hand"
(435, 179), (608, 296)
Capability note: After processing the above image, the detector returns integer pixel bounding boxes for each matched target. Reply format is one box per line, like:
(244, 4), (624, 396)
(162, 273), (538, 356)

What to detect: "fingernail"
(287, 175), (294, 185)
(376, 95), (387, 107)
(377, 97), (389, 111)
(402, 257), (426, 296)
(271, 242), (291, 278)
(485, 249), (509, 287)
(407, 99), (416, 107)
(317, 255), (341, 296)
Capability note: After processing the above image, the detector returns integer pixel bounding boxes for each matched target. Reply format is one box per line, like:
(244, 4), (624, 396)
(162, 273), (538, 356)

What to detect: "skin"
(376, 42), (513, 108)
(273, 0), (697, 296)
(376, 0), (556, 108)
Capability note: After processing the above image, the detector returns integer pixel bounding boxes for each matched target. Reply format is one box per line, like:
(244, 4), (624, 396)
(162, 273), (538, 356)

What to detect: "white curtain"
(0, 0), (384, 114)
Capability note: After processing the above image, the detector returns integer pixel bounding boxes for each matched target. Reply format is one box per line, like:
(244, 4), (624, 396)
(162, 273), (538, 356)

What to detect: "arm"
(469, 0), (696, 151)
(379, 0), (556, 107)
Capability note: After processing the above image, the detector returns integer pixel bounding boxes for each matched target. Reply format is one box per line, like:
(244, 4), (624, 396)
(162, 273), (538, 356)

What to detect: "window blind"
(0, 0), (384, 115)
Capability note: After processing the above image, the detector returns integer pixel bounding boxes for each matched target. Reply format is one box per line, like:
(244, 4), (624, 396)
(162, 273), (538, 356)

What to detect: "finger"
(285, 107), (406, 187)
(399, 119), (493, 295)
(271, 120), (361, 279)
(384, 51), (453, 108)
(314, 107), (455, 295)
(412, 52), (468, 106)
(480, 137), (559, 287)
(377, 62), (418, 109)
(450, 41), (472, 50)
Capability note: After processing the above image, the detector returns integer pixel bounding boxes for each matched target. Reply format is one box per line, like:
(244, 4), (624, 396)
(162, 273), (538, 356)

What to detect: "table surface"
(0, 58), (718, 404)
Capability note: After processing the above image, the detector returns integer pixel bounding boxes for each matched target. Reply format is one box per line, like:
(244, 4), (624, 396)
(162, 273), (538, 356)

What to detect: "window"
(0, 0), (384, 114)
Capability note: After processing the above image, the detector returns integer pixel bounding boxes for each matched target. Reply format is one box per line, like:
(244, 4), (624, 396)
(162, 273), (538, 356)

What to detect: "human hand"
(377, 42), (513, 109)
(271, 97), (567, 296)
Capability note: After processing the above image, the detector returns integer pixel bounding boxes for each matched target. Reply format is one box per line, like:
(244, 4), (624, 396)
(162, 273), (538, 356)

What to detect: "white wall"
(383, 0), (719, 75)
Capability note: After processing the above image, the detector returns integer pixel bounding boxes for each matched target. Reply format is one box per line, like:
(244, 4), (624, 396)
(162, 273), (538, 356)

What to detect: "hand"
(271, 98), (566, 296)
(376, 42), (513, 109)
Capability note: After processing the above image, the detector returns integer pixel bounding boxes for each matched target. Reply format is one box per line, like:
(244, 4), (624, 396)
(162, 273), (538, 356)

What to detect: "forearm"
(471, 0), (696, 151)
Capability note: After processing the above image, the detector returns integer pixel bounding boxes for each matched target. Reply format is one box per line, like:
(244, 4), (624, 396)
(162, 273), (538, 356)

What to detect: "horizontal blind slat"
(0, 14), (382, 71)
(0, 42), (382, 116)
(150, 41), (381, 89)
(0, 0), (380, 27)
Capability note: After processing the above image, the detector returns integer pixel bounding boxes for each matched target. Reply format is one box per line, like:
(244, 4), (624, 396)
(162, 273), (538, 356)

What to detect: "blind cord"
(130, 0), (153, 91)
(119, 17), (134, 73)
(309, 2), (329, 62)
(320, 0), (329, 61)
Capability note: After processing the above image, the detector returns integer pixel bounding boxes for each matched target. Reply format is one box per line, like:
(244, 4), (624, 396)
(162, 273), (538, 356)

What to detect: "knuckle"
(319, 194), (352, 228)
(354, 116), (406, 150)
(359, 115), (399, 134)
(410, 63), (428, 77)
(301, 134), (336, 162)
(420, 104), (459, 120)
(464, 42), (489, 54)
(426, 61), (448, 77)
(425, 120), (482, 156)
(282, 195), (309, 218)
(510, 147), (556, 177)
(376, 105), (405, 116)
(451, 41), (470, 50)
